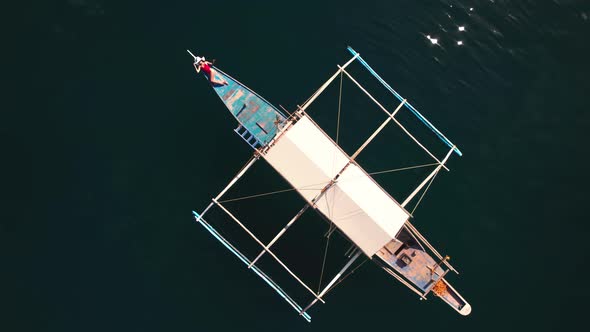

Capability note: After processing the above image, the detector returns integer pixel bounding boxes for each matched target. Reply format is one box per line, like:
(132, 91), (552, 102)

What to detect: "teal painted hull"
(206, 67), (287, 147)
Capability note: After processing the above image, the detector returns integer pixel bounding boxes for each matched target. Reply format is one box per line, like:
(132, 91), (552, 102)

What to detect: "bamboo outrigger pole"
(248, 180), (337, 268)
(350, 99), (407, 160)
(401, 146), (455, 208)
(301, 251), (362, 315)
(194, 155), (260, 222)
(248, 203), (311, 268)
(214, 199), (325, 303)
(299, 53), (360, 113)
(339, 66), (449, 171)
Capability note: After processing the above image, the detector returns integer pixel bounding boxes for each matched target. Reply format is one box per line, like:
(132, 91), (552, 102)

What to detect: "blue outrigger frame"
(346, 47), (462, 157)
(193, 211), (312, 322)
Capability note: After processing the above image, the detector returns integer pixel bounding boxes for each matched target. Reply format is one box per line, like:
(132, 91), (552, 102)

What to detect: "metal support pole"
(350, 99), (406, 160)
(300, 251), (362, 315)
(248, 203), (311, 268)
(216, 156), (259, 201)
(401, 146), (454, 208)
(299, 53), (360, 113)
(193, 155), (258, 223)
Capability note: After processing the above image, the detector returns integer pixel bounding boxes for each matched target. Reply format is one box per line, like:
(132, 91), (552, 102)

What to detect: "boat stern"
(375, 233), (471, 316)
(433, 278), (471, 316)
(460, 302), (472, 316)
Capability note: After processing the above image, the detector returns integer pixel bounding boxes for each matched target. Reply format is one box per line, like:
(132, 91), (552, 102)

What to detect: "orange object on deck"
(432, 280), (448, 297)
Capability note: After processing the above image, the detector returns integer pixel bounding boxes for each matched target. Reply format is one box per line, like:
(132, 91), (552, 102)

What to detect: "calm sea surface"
(6, 0), (590, 331)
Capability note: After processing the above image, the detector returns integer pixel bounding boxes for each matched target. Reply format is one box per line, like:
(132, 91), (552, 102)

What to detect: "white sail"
(264, 115), (409, 256)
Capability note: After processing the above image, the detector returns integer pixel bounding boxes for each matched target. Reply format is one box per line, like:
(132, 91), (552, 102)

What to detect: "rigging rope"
(370, 163), (438, 176)
(410, 166), (439, 215)
(326, 258), (368, 294)
(218, 187), (315, 203)
(317, 223), (334, 292)
(218, 163), (437, 203)
(336, 71), (343, 144)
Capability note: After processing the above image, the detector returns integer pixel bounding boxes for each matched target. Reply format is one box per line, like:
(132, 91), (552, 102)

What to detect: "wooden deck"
(376, 227), (470, 314)
(376, 235), (446, 292)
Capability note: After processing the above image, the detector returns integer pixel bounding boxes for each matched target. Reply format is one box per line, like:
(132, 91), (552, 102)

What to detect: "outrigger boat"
(189, 47), (471, 322)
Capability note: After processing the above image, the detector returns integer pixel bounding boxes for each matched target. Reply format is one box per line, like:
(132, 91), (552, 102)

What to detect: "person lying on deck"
(194, 57), (228, 86)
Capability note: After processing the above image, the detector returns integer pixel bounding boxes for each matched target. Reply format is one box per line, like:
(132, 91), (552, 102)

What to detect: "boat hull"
(204, 67), (287, 147)
(376, 228), (471, 315)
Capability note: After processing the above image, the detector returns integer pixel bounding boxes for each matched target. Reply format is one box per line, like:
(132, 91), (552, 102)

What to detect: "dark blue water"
(6, 0), (590, 331)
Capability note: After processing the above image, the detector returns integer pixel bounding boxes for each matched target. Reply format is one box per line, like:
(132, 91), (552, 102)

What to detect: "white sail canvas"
(264, 115), (408, 256)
